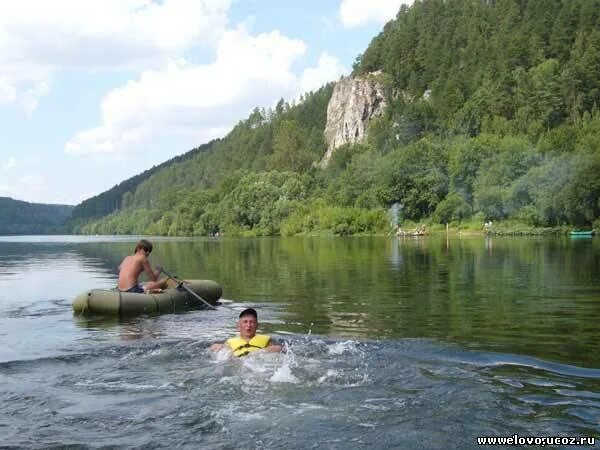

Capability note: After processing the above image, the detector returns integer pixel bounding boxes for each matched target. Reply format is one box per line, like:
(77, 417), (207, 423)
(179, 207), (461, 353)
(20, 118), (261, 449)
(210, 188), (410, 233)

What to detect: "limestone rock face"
(321, 73), (386, 166)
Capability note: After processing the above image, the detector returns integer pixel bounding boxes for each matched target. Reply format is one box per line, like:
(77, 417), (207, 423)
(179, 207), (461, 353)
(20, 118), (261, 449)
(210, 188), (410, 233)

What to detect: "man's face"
(238, 314), (258, 340)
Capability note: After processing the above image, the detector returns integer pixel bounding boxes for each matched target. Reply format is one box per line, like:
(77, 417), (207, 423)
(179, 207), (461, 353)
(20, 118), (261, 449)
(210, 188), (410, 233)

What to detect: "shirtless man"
(118, 239), (168, 293)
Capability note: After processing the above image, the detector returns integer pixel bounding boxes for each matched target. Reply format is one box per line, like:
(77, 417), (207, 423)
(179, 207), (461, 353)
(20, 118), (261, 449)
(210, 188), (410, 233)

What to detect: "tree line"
(0, 197), (73, 235)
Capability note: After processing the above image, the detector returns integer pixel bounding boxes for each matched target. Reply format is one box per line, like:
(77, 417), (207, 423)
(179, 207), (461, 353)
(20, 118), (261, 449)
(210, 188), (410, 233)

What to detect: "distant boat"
(569, 230), (594, 237)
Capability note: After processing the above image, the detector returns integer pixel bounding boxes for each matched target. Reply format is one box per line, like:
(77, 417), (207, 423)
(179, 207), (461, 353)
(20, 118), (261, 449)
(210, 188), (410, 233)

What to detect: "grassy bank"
(398, 219), (592, 237)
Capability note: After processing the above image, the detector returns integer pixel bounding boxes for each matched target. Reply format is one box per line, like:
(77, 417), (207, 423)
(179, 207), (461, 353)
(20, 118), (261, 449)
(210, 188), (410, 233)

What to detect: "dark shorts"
(122, 284), (144, 293)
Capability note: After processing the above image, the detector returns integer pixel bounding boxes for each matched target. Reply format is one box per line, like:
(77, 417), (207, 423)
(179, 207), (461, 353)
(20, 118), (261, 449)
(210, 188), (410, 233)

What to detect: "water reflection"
(0, 236), (599, 368)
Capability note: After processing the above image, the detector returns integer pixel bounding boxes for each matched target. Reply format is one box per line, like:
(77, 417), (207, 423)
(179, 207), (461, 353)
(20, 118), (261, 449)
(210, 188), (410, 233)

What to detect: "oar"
(159, 268), (217, 310)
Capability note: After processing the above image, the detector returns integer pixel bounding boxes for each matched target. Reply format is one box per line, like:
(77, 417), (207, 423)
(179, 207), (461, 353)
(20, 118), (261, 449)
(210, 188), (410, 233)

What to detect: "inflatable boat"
(72, 279), (222, 316)
(569, 230), (594, 237)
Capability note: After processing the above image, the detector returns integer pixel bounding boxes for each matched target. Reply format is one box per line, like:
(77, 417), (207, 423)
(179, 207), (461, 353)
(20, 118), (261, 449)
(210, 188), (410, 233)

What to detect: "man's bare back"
(118, 253), (150, 290)
(118, 239), (167, 292)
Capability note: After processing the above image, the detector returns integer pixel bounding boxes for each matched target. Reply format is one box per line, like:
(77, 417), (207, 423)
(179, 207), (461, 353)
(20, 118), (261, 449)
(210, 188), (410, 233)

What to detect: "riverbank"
(401, 220), (596, 237)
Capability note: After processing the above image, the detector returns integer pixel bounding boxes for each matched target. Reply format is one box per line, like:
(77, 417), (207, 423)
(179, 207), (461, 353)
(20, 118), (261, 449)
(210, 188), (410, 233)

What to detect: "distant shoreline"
(1, 224), (596, 239)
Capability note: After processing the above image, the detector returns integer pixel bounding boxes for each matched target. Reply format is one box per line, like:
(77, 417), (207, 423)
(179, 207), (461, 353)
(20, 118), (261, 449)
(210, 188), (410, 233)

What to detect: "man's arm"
(141, 256), (160, 281)
(210, 343), (225, 352)
(265, 337), (283, 353)
(264, 344), (283, 353)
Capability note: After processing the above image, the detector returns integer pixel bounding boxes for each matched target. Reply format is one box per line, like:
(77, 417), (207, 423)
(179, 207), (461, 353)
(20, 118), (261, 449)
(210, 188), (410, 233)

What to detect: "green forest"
(0, 197), (73, 235)
(68, 0), (600, 236)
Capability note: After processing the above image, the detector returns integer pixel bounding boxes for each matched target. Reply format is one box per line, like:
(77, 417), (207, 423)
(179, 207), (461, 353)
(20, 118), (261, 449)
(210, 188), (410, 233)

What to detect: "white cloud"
(0, 79), (17, 103)
(66, 27), (322, 155)
(299, 52), (347, 96)
(339, 0), (413, 28)
(2, 157), (17, 170)
(0, 62), (53, 115)
(0, 0), (231, 112)
(0, 154), (84, 204)
(0, 156), (47, 202)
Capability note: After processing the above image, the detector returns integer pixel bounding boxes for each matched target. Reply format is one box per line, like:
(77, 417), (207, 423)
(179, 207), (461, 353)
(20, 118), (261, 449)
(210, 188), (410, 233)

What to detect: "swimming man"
(210, 308), (282, 356)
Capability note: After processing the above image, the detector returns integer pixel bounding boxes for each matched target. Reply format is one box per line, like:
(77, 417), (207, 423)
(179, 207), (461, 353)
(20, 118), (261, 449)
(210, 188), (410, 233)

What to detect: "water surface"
(0, 235), (598, 448)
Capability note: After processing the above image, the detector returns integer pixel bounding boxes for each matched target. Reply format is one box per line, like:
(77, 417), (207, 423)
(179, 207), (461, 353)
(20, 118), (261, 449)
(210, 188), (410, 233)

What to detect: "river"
(0, 235), (598, 448)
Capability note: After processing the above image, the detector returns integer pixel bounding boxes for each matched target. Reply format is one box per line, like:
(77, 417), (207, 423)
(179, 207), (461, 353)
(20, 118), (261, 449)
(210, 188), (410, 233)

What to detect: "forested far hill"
(70, 0), (600, 237)
(0, 197), (73, 235)
(70, 140), (217, 221)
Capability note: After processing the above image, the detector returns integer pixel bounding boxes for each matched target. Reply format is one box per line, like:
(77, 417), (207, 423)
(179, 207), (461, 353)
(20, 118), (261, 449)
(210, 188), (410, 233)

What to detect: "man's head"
(237, 308), (258, 340)
(135, 239), (153, 255)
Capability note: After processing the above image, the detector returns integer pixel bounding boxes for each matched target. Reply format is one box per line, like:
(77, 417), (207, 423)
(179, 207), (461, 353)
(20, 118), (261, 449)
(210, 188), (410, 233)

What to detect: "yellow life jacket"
(227, 334), (271, 357)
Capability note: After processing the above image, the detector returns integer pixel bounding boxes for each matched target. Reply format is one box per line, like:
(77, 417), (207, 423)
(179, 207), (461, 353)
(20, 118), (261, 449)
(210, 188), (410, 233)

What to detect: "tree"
(432, 192), (472, 223)
(269, 120), (313, 172)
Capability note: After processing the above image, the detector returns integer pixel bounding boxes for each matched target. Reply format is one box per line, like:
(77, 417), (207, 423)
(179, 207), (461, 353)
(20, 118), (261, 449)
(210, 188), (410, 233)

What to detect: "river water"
(0, 235), (599, 449)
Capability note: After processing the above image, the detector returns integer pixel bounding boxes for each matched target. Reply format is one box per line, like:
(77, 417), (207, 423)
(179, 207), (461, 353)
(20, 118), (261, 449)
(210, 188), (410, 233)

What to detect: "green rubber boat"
(72, 279), (222, 316)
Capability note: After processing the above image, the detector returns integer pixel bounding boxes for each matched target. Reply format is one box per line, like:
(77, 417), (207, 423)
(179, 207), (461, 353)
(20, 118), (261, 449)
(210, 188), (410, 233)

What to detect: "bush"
(513, 205), (542, 227)
(280, 202), (387, 235)
(432, 193), (472, 223)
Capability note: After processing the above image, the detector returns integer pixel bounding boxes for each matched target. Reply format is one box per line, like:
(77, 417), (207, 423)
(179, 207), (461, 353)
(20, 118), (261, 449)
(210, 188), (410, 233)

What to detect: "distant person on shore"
(118, 239), (168, 293)
(210, 308), (283, 356)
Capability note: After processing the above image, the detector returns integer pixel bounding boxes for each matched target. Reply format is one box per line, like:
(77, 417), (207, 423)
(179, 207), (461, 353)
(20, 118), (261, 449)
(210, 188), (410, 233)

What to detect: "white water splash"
(213, 347), (232, 363)
(270, 362), (299, 383)
(327, 340), (359, 355)
(318, 369), (339, 384)
(239, 344), (300, 383)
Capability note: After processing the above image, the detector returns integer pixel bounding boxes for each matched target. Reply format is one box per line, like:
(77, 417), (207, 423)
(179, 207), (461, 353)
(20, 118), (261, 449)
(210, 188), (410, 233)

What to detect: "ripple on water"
(1, 336), (600, 448)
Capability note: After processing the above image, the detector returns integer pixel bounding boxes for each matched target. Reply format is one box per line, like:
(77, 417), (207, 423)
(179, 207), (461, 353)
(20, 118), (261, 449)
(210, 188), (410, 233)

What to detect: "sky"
(0, 0), (413, 206)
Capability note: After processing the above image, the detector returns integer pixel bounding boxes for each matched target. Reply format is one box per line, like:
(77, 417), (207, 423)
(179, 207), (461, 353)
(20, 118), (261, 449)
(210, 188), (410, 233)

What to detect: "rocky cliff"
(321, 72), (387, 166)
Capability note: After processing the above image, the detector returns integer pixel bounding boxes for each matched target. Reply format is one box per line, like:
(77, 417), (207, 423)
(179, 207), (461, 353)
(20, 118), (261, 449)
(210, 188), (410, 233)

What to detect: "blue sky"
(0, 0), (412, 205)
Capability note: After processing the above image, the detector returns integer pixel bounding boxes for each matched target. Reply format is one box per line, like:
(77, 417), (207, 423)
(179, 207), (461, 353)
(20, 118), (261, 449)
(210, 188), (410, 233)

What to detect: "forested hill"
(0, 197), (73, 235)
(70, 0), (600, 236)
(354, 0), (600, 136)
(70, 140), (216, 221)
